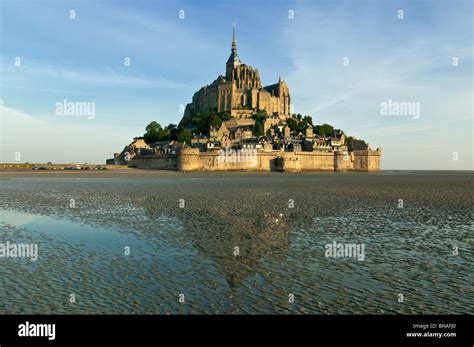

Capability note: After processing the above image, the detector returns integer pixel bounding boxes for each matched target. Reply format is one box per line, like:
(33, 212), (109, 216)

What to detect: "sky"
(0, 0), (472, 169)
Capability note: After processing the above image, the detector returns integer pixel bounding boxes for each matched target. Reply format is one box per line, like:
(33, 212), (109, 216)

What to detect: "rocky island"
(108, 29), (381, 172)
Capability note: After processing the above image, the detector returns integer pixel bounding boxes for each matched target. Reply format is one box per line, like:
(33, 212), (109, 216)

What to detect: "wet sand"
(1, 168), (471, 178)
(0, 170), (472, 314)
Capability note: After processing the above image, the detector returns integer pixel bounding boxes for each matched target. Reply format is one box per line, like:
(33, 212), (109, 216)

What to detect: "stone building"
(111, 137), (149, 164)
(234, 127), (253, 142)
(117, 27), (382, 172)
(210, 123), (230, 142)
(180, 28), (291, 127)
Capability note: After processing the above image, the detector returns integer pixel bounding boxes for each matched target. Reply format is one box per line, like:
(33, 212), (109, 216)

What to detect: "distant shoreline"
(0, 168), (472, 179)
(0, 163), (124, 171)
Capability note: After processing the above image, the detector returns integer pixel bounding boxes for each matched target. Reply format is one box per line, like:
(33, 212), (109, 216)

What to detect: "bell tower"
(226, 27), (241, 80)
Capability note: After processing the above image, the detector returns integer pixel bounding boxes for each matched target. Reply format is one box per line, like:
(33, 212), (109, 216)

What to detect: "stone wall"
(353, 148), (382, 172)
(128, 148), (382, 172)
(334, 151), (352, 172)
(127, 155), (177, 170)
(180, 149), (281, 172)
(177, 148), (203, 171)
(295, 151), (334, 171)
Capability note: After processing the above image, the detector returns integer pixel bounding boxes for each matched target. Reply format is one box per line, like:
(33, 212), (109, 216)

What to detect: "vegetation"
(285, 115), (354, 142)
(286, 113), (313, 134)
(142, 110), (352, 147)
(177, 129), (193, 145)
(143, 121), (189, 144)
(252, 121), (264, 137)
(191, 111), (231, 134)
(345, 136), (354, 151)
(251, 110), (267, 137)
(143, 111), (232, 145)
(143, 122), (179, 143)
(313, 123), (334, 137)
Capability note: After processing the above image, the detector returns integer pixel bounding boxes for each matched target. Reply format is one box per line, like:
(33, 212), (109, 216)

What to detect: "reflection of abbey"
(110, 28), (381, 172)
(181, 28), (291, 122)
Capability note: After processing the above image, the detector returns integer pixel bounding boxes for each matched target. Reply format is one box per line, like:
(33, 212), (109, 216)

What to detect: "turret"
(177, 147), (202, 171)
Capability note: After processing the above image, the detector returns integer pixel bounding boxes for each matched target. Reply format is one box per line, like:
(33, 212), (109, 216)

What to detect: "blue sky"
(0, 0), (472, 169)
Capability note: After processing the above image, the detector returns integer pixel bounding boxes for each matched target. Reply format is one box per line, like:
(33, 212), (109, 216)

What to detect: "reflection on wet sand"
(141, 193), (292, 291)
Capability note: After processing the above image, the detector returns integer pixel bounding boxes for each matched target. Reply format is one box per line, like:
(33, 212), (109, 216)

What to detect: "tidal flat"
(0, 170), (472, 314)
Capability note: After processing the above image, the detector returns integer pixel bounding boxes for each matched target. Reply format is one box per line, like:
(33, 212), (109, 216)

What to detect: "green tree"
(255, 109), (267, 118)
(218, 111), (231, 122)
(144, 121), (164, 143)
(345, 136), (354, 151)
(166, 124), (179, 140)
(286, 117), (298, 132)
(209, 114), (222, 129)
(191, 113), (209, 134)
(285, 114), (314, 134)
(144, 122), (183, 143)
(251, 110), (267, 137)
(302, 115), (313, 126)
(177, 129), (192, 144)
(252, 121), (264, 137)
(313, 123), (334, 137)
(190, 111), (232, 135)
(251, 110), (267, 122)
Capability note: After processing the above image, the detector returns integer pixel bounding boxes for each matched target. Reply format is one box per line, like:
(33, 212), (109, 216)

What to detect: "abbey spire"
(226, 26), (241, 80)
(232, 26), (237, 52)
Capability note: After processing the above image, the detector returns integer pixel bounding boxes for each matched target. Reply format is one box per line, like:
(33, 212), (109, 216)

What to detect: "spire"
(226, 25), (241, 67)
(279, 76), (281, 83)
(232, 24), (237, 52)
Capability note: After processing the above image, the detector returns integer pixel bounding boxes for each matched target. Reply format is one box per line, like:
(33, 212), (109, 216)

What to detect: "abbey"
(181, 28), (291, 125)
(110, 28), (382, 172)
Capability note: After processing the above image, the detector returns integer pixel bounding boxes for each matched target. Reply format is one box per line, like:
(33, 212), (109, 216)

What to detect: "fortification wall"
(280, 152), (300, 172)
(334, 151), (352, 172)
(294, 151), (334, 171)
(353, 148), (382, 172)
(128, 155), (177, 170)
(190, 150), (282, 171)
(128, 148), (381, 172)
(177, 148), (203, 171)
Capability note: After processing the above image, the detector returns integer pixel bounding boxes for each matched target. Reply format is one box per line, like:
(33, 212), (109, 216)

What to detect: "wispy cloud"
(0, 104), (140, 164)
(1, 58), (191, 89)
